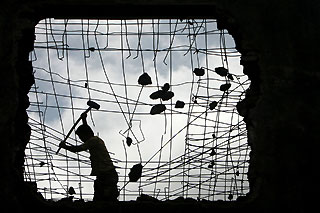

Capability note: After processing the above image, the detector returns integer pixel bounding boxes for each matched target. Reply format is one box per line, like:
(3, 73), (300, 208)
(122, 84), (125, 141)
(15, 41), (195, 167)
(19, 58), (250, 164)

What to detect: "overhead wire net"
(25, 18), (251, 201)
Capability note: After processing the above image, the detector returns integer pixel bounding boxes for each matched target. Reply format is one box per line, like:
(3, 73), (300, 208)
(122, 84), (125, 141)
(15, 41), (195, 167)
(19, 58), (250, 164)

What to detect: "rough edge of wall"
(2, 0), (319, 212)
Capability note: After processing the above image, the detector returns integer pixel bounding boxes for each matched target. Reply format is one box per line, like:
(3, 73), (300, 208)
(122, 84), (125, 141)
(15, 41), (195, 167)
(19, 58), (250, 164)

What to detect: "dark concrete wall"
(0, 0), (319, 212)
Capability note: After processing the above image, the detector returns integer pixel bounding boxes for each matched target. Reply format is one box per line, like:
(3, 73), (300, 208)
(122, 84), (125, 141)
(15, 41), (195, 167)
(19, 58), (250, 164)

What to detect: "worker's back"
(85, 136), (115, 176)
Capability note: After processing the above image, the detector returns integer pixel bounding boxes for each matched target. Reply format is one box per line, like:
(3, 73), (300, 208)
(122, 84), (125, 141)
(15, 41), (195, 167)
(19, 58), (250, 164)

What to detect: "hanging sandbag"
(161, 91), (174, 101)
(210, 148), (216, 156)
(209, 101), (218, 110)
(193, 68), (205, 76)
(149, 83), (174, 101)
(161, 83), (170, 92)
(138, 73), (152, 86)
(215, 67), (228, 77)
(150, 104), (166, 115)
(150, 90), (164, 100)
(175, 100), (185, 108)
(220, 83), (231, 91)
(126, 137), (133, 147)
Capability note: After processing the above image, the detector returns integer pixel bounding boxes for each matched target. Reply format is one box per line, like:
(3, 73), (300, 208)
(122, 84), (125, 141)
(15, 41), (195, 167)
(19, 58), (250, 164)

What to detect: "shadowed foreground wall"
(0, 0), (319, 212)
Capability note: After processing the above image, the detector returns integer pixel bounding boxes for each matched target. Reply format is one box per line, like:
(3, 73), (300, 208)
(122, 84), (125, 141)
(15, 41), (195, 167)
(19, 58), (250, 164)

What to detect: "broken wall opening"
(24, 18), (251, 202)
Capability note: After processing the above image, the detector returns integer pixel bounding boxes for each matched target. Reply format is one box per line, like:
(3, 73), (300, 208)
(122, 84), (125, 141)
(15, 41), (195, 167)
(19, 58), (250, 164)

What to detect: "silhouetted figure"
(59, 114), (119, 202)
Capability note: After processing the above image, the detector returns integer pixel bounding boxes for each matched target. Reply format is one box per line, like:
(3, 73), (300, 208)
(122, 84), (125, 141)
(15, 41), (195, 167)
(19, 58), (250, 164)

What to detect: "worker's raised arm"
(81, 112), (87, 125)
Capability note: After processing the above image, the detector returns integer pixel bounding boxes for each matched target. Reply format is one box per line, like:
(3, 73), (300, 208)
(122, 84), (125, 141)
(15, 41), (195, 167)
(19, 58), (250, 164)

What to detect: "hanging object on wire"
(149, 83), (174, 101)
(126, 137), (133, 147)
(129, 163), (143, 182)
(175, 100), (185, 108)
(215, 67), (228, 77)
(150, 104), (166, 115)
(138, 73), (152, 86)
(220, 83), (231, 91)
(193, 68), (205, 76)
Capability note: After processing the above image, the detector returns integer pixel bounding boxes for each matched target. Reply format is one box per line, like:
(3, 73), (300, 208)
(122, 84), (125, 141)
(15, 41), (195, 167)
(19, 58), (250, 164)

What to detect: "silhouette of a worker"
(59, 114), (119, 201)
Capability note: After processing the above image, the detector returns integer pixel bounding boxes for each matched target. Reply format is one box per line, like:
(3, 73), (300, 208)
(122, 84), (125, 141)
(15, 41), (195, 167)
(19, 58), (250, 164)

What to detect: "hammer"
(56, 100), (100, 154)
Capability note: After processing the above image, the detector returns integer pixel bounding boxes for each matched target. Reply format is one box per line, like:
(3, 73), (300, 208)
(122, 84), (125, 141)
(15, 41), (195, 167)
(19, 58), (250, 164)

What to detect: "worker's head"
(75, 124), (94, 142)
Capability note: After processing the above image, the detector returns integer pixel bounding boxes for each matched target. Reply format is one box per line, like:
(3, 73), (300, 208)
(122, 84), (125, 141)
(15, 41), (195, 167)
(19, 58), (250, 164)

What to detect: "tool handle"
(56, 107), (91, 154)
(56, 145), (63, 155)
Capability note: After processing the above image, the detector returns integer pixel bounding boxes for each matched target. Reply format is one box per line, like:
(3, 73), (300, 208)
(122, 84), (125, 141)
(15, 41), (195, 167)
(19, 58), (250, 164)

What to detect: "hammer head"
(87, 100), (100, 110)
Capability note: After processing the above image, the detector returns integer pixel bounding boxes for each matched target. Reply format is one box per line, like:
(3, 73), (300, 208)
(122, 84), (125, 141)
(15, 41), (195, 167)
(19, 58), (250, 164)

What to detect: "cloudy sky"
(26, 18), (250, 201)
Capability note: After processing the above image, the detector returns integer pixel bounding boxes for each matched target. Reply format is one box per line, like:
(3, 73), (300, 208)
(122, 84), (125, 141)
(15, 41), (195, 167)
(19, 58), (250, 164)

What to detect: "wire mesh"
(25, 18), (250, 201)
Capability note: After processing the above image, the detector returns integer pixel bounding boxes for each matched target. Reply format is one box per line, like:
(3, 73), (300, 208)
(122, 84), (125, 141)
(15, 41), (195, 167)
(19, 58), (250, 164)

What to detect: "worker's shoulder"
(87, 136), (105, 144)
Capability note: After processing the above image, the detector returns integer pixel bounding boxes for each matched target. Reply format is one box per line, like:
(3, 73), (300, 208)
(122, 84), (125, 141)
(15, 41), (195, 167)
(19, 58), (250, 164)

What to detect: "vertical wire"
(136, 19), (143, 192)
(48, 19), (64, 60)
(64, 19), (75, 198)
(26, 52), (37, 182)
(120, 20), (131, 127)
(183, 20), (197, 198)
(66, 18), (81, 200)
(45, 18), (67, 198)
(206, 20), (214, 200)
(219, 30), (225, 68)
(221, 29), (230, 71)
(220, 29), (232, 200)
(121, 140), (128, 201)
(192, 20), (204, 68)
(138, 20), (146, 74)
(152, 19), (164, 197)
(124, 20), (131, 59)
(104, 19), (109, 49)
(224, 30), (241, 199)
(237, 110), (242, 195)
(210, 22), (222, 200)
(190, 19), (204, 198)
(44, 20), (66, 140)
(152, 19), (161, 89)
(24, 142), (35, 182)
(33, 79), (53, 198)
(88, 20), (103, 127)
(167, 18), (173, 197)
(227, 109), (239, 199)
(135, 20), (143, 164)
(128, 19), (144, 164)
(154, 135), (164, 198)
(198, 18), (210, 199)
